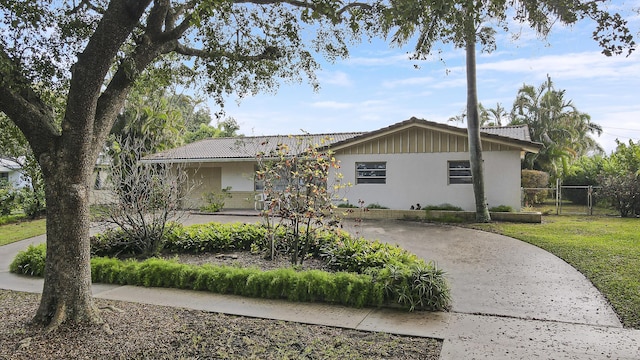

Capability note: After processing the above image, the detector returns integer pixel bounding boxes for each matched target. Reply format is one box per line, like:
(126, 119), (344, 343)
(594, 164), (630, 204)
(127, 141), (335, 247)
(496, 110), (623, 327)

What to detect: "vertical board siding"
(334, 127), (516, 155)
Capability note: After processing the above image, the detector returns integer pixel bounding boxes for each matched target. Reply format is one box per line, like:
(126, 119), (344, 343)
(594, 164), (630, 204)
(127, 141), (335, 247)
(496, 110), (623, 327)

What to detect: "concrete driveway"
(340, 218), (621, 327)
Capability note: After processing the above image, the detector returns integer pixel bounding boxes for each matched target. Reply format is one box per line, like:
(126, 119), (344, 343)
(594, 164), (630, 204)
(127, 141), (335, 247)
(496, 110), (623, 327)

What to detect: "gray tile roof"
(143, 133), (365, 162)
(143, 118), (540, 163)
(480, 125), (532, 142)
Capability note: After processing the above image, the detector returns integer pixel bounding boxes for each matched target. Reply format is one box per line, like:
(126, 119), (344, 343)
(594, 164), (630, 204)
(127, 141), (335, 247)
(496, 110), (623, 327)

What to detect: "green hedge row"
(91, 257), (381, 307)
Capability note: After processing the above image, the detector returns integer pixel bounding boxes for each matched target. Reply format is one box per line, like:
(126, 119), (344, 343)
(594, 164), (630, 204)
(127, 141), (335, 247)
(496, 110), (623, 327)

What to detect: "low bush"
(336, 203), (358, 208)
(91, 228), (142, 258)
(489, 205), (514, 212)
(0, 188), (18, 216)
(373, 263), (450, 311)
(199, 187), (232, 213)
(366, 203), (389, 209)
(423, 203), (463, 211)
(9, 243), (46, 276)
(164, 223), (267, 254)
(521, 170), (550, 205)
(0, 213), (26, 226)
(320, 237), (421, 273)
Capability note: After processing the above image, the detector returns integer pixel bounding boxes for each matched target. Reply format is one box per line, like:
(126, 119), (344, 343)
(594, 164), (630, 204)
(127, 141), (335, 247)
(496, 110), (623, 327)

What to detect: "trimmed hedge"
(12, 222), (451, 311)
(164, 222), (267, 254)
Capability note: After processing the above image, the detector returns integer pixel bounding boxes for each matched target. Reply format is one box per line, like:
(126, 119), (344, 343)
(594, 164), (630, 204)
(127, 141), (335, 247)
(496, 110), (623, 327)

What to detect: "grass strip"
(0, 218), (46, 246)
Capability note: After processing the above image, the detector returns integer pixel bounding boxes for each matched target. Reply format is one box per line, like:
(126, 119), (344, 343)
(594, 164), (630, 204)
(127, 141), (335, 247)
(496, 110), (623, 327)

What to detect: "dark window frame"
(448, 160), (472, 184)
(356, 162), (386, 184)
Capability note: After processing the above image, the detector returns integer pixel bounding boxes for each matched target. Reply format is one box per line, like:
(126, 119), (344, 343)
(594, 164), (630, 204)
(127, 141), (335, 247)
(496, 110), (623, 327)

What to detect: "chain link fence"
(522, 180), (611, 215)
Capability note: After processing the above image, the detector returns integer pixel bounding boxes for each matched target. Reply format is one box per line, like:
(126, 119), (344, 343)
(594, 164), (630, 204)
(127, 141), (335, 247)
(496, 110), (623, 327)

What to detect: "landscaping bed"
(11, 222), (451, 312)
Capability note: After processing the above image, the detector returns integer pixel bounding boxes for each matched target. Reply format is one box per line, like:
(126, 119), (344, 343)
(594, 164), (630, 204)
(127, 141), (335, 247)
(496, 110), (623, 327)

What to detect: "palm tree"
(509, 75), (602, 178)
(485, 103), (508, 127)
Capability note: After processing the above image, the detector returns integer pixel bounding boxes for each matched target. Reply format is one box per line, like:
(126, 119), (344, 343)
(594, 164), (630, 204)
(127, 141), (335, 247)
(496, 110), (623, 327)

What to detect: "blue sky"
(213, 2), (640, 154)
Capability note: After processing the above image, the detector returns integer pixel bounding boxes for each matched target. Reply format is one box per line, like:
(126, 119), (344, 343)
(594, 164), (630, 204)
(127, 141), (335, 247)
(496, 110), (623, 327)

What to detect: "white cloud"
(319, 71), (353, 87)
(382, 76), (435, 88)
(346, 53), (414, 67)
(310, 101), (354, 109)
(477, 51), (640, 80)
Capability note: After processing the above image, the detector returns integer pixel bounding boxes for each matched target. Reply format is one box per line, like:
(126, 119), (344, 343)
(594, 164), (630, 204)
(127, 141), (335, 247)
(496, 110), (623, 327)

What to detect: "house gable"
(330, 117), (539, 155)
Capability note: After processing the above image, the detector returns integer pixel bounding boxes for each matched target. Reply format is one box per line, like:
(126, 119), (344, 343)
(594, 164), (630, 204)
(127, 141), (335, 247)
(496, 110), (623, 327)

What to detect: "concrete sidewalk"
(2, 213), (639, 359)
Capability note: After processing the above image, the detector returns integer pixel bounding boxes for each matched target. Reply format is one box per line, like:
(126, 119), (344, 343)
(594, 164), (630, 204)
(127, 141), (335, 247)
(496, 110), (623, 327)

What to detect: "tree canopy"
(510, 75), (603, 178)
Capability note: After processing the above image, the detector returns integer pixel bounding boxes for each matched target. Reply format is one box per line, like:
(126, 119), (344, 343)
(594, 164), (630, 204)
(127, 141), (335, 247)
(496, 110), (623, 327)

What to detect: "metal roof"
(480, 125), (532, 142)
(143, 118), (540, 163)
(142, 133), (365, 163)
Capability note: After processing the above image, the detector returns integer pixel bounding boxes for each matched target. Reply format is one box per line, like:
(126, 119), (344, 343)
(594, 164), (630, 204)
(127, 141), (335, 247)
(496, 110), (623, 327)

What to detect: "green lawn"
(0, 218), (46, 246)
(473, 216), (640, 329)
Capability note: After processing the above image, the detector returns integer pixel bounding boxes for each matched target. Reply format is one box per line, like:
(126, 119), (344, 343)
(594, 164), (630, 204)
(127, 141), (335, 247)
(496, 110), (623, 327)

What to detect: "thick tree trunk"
(33, 151), (102, 329)
(465, 37), (491, 223)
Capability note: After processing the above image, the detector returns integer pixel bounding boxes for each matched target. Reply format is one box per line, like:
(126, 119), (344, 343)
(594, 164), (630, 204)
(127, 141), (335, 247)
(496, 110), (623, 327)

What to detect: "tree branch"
(234, 0), (374, 20)
(175, 43), (281, 61)
(65, 0), (151, 140)
(147, 0), (171, 36)
(0, 47), (59, 156)
(70, 0), (105, 14)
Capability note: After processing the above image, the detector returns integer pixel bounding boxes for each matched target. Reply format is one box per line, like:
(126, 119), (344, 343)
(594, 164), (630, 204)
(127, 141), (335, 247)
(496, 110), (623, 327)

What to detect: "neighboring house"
(0, 158), (30, 188)
(89, 152), (116, 205)
(143, 117), (541, 211)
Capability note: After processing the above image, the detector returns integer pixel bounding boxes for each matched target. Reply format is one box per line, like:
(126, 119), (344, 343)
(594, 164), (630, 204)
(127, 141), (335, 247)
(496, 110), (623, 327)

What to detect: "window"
(356, 162), (386, 184)
(448, 160), (472, 184)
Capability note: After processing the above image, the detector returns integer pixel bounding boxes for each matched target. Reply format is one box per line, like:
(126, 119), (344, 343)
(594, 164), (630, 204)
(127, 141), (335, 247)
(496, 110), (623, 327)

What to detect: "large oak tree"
(383, 0), (635, 222)
(0, 0), (378, 330)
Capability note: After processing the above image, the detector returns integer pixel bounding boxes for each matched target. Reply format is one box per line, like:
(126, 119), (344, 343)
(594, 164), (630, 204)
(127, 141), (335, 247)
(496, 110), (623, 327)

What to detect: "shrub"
(91, 228), (142, 257)
(489, 205), (513, 212)
(563, 156), (604, 205)
(0, 213), (26, 225)
(521, 170), (550, 205)
(423, 203), (463, 211)
(0, 185), (20, 215)
(336, 203), (358, 208)
(597, 173), (640, 217)
(366, 203), (388, 209)
(20, 188), (46, 218)
(200, 187), (232, 213)
(164, 222), (267, 254)
(372, 263), (450, 311)
(597, 140), (640, 217)
(10, 243), (46, 276)
(320, 237), (421, 273)
(91, 257), (386, 308)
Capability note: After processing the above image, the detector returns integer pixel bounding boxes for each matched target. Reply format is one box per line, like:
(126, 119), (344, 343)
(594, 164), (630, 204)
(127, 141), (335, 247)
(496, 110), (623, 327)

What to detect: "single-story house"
(143, 117), (541, 211)
(0, 157), (30, 188)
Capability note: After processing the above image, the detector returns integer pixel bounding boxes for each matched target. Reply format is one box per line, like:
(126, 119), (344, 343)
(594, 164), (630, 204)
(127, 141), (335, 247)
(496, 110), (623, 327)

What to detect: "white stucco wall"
(219, 162), (256, 191)
(331, 151), (522, 211)
(0, 168), (29, 188)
